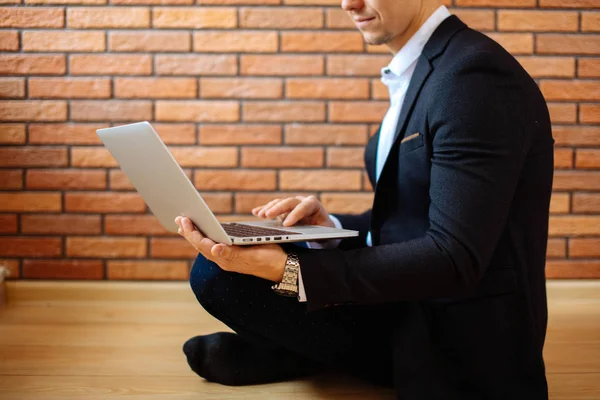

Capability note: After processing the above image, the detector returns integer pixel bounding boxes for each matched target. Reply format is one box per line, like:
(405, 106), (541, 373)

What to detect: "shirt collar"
(382, 5), (451, 79)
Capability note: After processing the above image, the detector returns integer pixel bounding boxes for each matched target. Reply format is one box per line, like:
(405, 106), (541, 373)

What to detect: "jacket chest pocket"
(399, 132), (424, 155)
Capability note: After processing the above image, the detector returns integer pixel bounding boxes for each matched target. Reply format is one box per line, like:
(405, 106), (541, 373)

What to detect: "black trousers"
(189, 250), (396, 385)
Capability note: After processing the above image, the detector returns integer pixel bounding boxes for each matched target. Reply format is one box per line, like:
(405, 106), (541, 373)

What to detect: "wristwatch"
(271, 252), (300, 297)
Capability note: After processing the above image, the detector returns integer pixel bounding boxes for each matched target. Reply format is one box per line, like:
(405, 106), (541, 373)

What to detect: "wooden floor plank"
(1, 280), (599, 399)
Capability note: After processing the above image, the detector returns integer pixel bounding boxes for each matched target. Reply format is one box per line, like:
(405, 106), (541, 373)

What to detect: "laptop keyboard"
(221, 223), (302, 238)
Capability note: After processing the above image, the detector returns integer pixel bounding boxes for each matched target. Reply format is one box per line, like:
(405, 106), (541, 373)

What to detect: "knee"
(189, 253), (227, 309)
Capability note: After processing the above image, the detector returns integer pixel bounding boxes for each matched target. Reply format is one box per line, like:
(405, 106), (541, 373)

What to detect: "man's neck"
(386, 1), (442, 55)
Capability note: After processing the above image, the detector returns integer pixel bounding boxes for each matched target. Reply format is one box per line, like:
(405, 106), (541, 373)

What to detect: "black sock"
(182, 332), (322, 386)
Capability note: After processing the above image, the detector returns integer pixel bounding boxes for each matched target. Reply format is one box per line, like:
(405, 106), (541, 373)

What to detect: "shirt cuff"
(298, 267), (307, 302)
(304, 215), (343, 250)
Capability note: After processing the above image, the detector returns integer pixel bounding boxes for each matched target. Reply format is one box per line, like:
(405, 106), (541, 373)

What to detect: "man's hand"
(175, 216), (288, 283)
(252, 195), (334, 228)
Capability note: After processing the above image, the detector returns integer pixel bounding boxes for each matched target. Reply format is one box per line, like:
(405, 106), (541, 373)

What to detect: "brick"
(546, 238), (566, 258)
(285, 124), (367, 145)
(26, 0), (106, 4)
(241, 55), (323, 76)
(0, 147), (67, 167)
(582, 12), (600, 32)
(573, 193), (600, 213)
(545, 261), (600, 279)
(540, 80), (600, 101)
(151, 238), (197, 259)
(540, 0), (600, 7)
(0, 78), (25, 98)
(451, 9), (495, 31)
(580, 104), (600, 124)
(23, 31), (105, 52)
(153, 7), (236, 28)
(199, 0), (278, 3)
(287, 78), (369, 99)
(554, 148), (573, 169)
(0, 7), (64, 28)
(0, 237), (62, 257)
(0, 101), (67, 122)
(327, 147), (364, 168)
(29, 123), (106, 145)
(0, 124), (25, 144)
(234, 192), (310, 213)
(485, 33), (533, 54)
(194, 170), (276, 190)
(108, 260), (189, 280)
(0, 215), (17, 233)
(65, 192), (146, 213)
(71, 147), (116, 167)
(0, 31), (19, 51)
(0, 55), (65, 75)
(152, 123), (196, 144)
(570, 239), (600, 258)
(105, 214), (174, 235)
(240, 7), (322, 28)
(22, 260), (103, 280)
(537, 35), (600, 55)
(498, 11), (577, 32)
(199, 124), (282, 145)
(553, 126), (600, 147)
(284, 0), (338, 5)
(156, 55), (237, 76)
(516, 56), (575, 78)
(70, 54), (152, 76)
(0, 193), (61, 212)
(21, 214), (101, 235)
(156, 101), (238, 122)
(550, 193), (570, 214)
(241, 147), (324, 168)
(576, 150), (600, 169)
(194, 31), (277, 52)
(243, 101), (325, 122)
(281, 32), (362, 53)
(579, 59), (600, 78)
(71, 100), (152, 122)
(26, 169), (106, 190)
(113, 0), (191, 4)
(371, 79), (388, 100)
(0, 170), (23, 190)
(109, 32), (190, 52)
(67, 237), (146, 258)
(455, 0), (534, 5)
(547, 103), (576, 124)
(114, 78), (196, 99)
(549, 216), (600, 236)
(68, 7), (149, 28)
(281, 170), (361, 191)
(29, 78), (111, 99)
(200, 78), (282, 99)
(320, 192), (373, 213)
(326, 8), (353, 29)
(553, 171), (600, 191)
(170, 147), (238, 167)
(329, 101), (387, 123)
(327, 55), (391, 76)
(0, 259), (19, 279)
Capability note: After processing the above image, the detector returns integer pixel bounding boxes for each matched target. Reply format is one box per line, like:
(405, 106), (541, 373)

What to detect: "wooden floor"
(0, 281), (599, 400)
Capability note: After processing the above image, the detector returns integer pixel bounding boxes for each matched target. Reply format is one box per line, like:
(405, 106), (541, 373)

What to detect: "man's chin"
(362, 33), (393, 47)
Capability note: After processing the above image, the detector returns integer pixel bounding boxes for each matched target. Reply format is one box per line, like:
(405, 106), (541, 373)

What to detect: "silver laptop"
(96, 122), (358, 246)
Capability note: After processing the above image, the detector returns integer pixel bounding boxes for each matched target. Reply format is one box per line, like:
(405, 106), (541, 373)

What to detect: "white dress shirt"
(299, 6), (451, 302)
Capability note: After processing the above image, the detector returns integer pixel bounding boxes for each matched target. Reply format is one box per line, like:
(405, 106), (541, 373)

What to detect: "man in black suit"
(175, 0), (553, 398)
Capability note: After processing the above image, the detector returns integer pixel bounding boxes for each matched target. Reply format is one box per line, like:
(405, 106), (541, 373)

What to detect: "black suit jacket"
(297, 16), (552, 399)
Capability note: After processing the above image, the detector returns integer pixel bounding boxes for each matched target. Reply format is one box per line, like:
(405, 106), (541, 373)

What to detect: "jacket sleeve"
(297, 52), (547, 312)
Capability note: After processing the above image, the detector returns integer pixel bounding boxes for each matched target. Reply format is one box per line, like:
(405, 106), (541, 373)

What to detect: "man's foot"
(182, 332), (321, 386)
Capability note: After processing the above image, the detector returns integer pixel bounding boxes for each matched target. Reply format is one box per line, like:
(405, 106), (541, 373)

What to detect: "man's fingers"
(264, 197), (302, 219)
(255, 199), (281, 218)
(282, 196), (317, 226)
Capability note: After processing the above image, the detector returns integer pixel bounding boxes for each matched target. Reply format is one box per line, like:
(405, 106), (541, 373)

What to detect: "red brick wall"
(0, 0), (599, 280)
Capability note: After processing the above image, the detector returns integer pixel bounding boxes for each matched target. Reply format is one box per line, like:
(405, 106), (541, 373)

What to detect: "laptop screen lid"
(96, 121), (232, 245)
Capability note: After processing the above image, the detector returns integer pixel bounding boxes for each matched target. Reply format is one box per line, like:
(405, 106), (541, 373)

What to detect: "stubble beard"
(363, 31), (394, 46)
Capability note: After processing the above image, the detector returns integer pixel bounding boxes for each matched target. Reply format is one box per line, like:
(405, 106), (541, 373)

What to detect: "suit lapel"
(364, 128), (380, 187)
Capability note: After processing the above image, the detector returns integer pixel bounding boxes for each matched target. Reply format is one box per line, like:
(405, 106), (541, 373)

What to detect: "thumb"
(214, 244), (234, 259)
